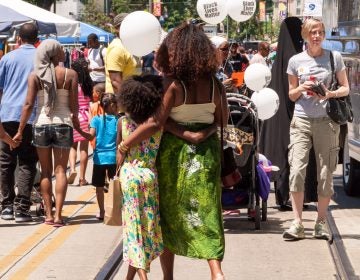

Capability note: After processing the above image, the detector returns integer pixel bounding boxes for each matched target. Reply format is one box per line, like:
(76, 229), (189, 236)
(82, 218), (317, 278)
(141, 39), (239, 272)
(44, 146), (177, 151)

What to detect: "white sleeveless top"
(34, 68), (73, 127)
(169, 78), (216, 124)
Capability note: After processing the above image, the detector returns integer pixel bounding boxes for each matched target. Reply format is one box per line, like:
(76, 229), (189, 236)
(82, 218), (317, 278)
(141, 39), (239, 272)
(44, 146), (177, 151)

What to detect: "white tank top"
(34, 68), (73, 127)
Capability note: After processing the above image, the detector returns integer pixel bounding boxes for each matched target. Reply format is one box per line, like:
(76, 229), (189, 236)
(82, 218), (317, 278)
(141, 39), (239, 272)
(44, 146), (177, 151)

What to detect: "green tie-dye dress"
(157, 124), (225, 260)
(120, 116), (163, 272)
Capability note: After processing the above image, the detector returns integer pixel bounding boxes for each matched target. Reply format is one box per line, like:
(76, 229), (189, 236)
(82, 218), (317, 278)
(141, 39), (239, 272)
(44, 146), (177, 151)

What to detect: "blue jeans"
(0, 122), (38, 211)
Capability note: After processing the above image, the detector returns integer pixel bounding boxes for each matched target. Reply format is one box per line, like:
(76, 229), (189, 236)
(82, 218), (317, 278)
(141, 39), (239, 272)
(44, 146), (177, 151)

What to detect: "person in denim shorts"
(14, 39), (80, 227)
(283, 19), (350, 240)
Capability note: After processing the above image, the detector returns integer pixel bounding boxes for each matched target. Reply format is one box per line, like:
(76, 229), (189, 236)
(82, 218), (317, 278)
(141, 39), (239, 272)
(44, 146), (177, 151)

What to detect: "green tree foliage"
(24, 0), (53, 10)
(24, 0), (279, 42)
(79, 1), (113, 32)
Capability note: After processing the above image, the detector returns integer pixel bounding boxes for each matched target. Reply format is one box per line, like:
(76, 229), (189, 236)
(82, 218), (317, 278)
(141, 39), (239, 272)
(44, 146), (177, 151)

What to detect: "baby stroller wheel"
(261, 200), (267, 221)
(254, 205), (261, 230)
(35, 203), (45, 216)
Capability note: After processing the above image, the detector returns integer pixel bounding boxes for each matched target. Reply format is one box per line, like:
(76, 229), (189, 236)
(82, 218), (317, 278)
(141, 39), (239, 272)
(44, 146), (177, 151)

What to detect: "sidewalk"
(0, 163), (359, 279)
(0, 158), (123, 280)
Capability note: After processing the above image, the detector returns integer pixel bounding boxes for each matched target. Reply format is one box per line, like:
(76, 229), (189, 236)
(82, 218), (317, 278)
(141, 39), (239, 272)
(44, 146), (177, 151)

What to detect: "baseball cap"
(113, 13), (129, 28)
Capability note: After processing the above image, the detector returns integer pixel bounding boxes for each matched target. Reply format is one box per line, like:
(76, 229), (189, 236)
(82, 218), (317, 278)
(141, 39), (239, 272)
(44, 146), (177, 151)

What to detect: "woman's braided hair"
(71, 57), (93, 98)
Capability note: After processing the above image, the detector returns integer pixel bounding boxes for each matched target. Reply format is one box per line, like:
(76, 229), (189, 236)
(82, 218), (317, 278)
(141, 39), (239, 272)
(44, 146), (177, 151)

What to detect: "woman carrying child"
(116, 75), (164, 280)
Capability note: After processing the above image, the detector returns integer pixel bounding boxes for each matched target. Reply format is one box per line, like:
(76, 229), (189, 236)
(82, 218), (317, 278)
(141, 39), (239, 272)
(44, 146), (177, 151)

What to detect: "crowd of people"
(0, 14), (349, 280)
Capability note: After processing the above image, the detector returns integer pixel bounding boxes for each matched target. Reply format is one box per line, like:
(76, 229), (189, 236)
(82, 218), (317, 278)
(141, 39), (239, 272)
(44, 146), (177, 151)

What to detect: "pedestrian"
(259, 17), (304, 210)
(89, 82), (105, 149)
(116, 74), (164, 280)
(105, 13), (137, 94)
(249, 42), (270, 66)
(87, 33), (106, 86)
(76, 93), (118, 220)
(117, 22), (229, 280)
(0, 23), (39, 222)
(211, 36), (238, 93)
(141, 51), (156, 75)
(14, 39), (79, 227)
(283, 18), (350, 240)
(67, 57), (93, 186)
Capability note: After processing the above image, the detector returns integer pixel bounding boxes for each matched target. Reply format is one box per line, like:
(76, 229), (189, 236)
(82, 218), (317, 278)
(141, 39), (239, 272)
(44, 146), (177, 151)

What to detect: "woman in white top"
(283, 19), (349, 240)
(15, 39), (79, 227)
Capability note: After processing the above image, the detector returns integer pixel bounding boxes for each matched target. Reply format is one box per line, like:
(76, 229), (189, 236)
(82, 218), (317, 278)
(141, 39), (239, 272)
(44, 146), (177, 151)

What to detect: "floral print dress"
(120, 116), (163, 272)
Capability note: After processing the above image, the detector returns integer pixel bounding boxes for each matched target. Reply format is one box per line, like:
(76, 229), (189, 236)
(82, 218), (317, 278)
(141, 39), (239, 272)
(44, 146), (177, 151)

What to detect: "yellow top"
(105, 38), (138, 93)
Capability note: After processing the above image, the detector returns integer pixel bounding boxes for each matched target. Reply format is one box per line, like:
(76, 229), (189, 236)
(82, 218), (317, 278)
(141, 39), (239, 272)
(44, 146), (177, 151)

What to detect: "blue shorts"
(33, 124), (73, 149)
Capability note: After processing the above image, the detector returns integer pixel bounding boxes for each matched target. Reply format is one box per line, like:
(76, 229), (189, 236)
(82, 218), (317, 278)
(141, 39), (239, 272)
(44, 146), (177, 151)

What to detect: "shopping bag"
(104, 176), (122, 226)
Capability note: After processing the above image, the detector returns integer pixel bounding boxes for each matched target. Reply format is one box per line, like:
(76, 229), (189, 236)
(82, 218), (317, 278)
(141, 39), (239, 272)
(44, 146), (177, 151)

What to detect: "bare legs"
(208, 260), (224, 280)
(316, 195), (331, 222)
(69, 140), (89, 184)
(37, 147), (70, 223)
(96, 187), (105, 219)
(160, 248), (174, 280)
(290, 191), (304, 223)
(159, 248), (224, 280)
(126, 266), (148, 280)
(290, 191), (331, 223)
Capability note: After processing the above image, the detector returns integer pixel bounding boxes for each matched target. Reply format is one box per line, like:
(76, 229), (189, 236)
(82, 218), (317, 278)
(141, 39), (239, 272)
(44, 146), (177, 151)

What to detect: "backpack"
(89, 46), (105, 66)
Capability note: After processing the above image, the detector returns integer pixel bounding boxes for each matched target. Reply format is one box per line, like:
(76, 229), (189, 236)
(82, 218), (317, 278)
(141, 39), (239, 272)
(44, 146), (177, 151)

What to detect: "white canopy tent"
(0, 0), (79, 37)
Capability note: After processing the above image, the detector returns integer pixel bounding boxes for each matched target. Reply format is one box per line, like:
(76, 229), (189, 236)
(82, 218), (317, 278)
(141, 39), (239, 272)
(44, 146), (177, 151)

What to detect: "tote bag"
(104, 173), (122, 226)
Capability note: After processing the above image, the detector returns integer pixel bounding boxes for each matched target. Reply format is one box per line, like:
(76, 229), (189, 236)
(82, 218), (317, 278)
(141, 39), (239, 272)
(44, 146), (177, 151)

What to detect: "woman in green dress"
(117, 22), (229, 280)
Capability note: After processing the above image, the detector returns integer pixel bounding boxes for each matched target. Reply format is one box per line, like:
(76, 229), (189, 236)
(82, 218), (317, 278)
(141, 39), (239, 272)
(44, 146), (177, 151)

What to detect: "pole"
(149, 0), (152, 14)
(226, 16), (229, 39)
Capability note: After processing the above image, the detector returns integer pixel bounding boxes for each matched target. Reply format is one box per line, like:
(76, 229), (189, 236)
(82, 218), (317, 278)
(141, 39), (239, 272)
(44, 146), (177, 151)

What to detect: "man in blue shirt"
(0, 23), (39, 222)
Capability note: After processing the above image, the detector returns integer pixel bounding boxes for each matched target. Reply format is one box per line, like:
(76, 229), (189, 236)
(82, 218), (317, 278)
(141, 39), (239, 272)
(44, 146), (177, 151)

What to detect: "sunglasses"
(219, 48), (229, 52)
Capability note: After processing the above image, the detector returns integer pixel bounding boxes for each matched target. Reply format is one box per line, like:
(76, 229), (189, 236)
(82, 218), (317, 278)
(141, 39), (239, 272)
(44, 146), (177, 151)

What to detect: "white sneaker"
(313, 221), (329, 240)
(283, 221), (305, 240)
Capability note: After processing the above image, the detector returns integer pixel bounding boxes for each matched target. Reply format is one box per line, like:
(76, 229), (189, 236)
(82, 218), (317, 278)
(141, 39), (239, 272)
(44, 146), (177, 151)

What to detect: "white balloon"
(196, 0), (227, 25)
(227, 0), (256, 22)
(251, 88), (280, 120)
(244, 63), (271, 91)
(120, 11), (161, 57)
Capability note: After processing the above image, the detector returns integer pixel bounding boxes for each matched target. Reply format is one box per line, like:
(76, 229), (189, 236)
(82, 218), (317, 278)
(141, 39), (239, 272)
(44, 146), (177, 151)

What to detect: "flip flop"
(53, 220), (66, 227)
(44, 219), (54, 225)
(67, 171), (77, 184)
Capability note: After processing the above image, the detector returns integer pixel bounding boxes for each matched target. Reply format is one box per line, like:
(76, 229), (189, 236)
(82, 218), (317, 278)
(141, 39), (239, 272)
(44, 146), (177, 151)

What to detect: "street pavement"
(0, 161), (359, 280)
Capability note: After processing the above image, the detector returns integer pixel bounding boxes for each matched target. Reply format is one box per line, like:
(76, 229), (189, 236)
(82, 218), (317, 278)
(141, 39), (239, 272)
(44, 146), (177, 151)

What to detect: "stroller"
(221, 92), (268, 230)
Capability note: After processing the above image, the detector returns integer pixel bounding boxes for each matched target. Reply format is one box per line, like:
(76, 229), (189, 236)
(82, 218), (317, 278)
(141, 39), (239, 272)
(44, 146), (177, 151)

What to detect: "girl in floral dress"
(116, 75), (164, 280)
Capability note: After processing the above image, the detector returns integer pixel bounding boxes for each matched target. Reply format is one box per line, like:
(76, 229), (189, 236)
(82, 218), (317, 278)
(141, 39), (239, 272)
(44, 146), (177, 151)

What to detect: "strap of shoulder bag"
(329, 51), (336, 86)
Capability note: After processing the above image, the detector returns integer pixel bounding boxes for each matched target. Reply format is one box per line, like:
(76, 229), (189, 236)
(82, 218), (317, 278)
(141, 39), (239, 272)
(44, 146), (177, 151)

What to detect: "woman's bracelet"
(118, 141), (129, 154)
